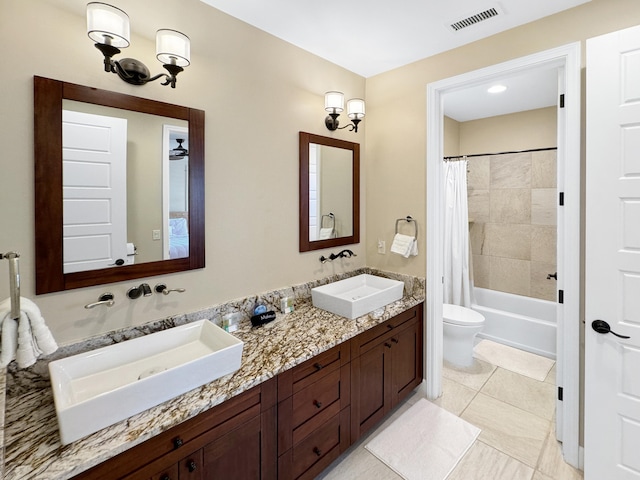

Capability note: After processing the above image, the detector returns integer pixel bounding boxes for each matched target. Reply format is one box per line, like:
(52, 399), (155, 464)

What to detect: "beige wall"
(0, 0), (365, 345)
(364, 0), (640, 277)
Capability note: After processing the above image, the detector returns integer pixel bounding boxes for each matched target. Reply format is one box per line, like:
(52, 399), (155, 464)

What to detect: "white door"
(585, 24), (640, 480)
(62, 110), (128, 273)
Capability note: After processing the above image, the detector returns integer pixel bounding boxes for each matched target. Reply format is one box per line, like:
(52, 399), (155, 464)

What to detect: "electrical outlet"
(152, 229), (161, 240)
(377, 239), (386, 254)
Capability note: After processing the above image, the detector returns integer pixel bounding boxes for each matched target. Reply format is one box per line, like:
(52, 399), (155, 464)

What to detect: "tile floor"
(318, 340), (583, 480)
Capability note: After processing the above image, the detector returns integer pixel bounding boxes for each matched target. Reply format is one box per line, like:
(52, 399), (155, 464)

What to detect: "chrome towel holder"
(1, 251), (21, 320)
(395, 216), (418, 240)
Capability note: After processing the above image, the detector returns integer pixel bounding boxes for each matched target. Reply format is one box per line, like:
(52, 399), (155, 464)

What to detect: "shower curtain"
(443, 159), (473, 307)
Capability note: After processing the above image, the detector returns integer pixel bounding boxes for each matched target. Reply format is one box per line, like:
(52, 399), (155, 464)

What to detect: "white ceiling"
(199, 0), (590, 78)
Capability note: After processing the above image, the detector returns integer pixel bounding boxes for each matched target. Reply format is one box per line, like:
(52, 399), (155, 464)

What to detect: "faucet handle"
(155, 283), (186, 296)
(85, 292), (115, 309)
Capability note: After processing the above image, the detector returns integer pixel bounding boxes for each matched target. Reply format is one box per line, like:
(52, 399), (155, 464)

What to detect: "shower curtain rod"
(443, 146), (557, 161)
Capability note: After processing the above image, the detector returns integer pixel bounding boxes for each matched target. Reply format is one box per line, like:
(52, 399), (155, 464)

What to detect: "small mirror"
(299, 132), (360, 252)
(34, 76), (205, 294)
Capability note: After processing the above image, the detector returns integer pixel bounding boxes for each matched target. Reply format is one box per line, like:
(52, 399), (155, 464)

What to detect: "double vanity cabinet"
(73, 303), (423, 480)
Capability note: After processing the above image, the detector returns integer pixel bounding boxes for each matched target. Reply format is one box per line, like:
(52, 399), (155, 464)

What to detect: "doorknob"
(591, 320), (630, 339)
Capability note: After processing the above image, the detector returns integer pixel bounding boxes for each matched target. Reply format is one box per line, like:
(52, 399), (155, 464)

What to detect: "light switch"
(152, 229), (161, 240)
(378, 239), (386, 254)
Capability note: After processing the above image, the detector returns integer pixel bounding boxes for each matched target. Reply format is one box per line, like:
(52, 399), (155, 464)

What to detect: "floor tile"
(317, 445), (401, 480)
(432, 377), (478, 416)
(448, 440), (534, 480)
(544, 364), (556, 385)
(532, 472), (554, 480)
(443, 357), (497, 391)
(481, 368), (556, 420)
(461, 393), (550, 467)
(474, 340), (554, 381)
(536, 428), (584, 479)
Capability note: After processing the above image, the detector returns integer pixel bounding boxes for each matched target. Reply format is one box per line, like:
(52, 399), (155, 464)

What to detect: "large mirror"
(299, 132), (360, 252)
(34, 76), (205, 294)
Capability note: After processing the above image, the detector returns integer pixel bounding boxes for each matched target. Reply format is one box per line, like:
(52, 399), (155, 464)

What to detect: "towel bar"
(395, 216), (418, 240)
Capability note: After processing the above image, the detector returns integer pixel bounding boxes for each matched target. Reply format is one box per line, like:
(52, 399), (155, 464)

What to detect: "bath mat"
(364, 399), (480, 480)
(473, 340), (554, 381)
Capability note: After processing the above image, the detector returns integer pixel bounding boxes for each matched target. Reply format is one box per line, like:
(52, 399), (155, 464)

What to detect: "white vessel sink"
(311, 274), (404, 319)
(49, 320), (243, 445)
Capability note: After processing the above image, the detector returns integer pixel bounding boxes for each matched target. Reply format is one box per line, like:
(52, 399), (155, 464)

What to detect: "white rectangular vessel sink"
(311, 274), (404, 319)
(49, 320), (243, 445)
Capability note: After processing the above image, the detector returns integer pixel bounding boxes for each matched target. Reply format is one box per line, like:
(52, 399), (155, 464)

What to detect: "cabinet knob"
(187, 460), (197, 472)
(385, 342), (392, 348)
(314, 362), (323, 371)
(160, 475), (172, 480)
(313, 399), (322, 409)
(173, 437), (184, 449)
(313, 447), (322, 457)
(387, 324), (394, 330)
(391, 338), (399, 344)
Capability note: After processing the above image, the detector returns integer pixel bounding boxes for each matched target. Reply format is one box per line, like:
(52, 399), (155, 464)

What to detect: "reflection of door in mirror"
(62, 110), (128, 273)
(162, 125), (189, 260)
(308, 143), (353, 242)
(61, 100), (189, 271)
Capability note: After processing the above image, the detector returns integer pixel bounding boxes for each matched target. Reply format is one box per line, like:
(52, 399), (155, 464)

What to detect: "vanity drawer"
(279, 408), (350, 480)
(278, 342), (350, 402)
(291, 367), (341, 429)
(350, 304), (421, 357)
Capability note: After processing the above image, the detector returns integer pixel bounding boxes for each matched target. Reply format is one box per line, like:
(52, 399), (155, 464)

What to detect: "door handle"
(591, 320), (630, 339)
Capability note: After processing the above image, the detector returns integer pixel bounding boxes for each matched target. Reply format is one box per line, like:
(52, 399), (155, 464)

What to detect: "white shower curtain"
(443, 160), (473, 307)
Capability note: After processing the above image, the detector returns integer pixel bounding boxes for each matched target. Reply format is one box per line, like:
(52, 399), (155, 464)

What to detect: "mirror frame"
(299, 131), (360, 252)
(34, 76), (205, 294)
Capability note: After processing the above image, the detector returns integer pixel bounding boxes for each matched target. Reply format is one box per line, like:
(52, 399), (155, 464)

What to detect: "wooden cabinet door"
(390, 317), (423, 406)
(203, 415), (262, 480)
(350, 340), (392, 442)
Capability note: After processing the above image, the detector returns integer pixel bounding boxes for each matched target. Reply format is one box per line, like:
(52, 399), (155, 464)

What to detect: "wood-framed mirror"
(299, 132), (360, 252)
(34, 76), (205, 294)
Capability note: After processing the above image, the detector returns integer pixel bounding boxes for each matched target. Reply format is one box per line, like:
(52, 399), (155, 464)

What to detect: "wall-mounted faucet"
(84, 292), (115, 309)
(127, 283), (152, 299)
(320, 249), (357, 263)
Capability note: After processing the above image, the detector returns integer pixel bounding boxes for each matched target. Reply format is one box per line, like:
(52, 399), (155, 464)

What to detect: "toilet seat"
(443, 304), (484, 326)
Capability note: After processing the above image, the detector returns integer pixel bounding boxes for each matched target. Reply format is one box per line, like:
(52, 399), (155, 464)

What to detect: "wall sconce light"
(87, 2), (190, 88)
(324, 91), (365, 133)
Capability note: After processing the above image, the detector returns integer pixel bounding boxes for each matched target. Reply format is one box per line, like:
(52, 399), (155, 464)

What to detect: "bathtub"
(471, 287), (556, 359)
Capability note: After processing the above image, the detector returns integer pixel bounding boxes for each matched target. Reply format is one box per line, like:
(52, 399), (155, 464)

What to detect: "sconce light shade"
(325, 91), (344, 113)
(156, 29), (191, 67)
(347, 98), (365, 119)
(87, 2), (130, 48)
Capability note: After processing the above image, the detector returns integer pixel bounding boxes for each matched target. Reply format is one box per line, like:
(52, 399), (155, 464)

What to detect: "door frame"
(425, 42), (581, 467)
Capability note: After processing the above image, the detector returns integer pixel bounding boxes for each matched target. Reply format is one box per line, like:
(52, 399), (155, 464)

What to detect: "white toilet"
(443, 304), (485, 367)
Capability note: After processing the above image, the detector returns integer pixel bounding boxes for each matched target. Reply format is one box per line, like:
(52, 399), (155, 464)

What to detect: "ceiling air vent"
(449, 7), (501, 32)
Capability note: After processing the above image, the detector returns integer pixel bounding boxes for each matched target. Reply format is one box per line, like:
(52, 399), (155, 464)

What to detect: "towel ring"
(395, 216), (418, 240)
(321, 213), (335, 230)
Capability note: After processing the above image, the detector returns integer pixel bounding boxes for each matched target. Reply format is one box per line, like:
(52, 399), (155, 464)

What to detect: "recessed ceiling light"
(488, 85), (507, 94)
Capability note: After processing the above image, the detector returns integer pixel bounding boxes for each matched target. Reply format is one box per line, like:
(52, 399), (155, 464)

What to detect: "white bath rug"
(364, 399), (480, 480)
(473, 340), (554, 381)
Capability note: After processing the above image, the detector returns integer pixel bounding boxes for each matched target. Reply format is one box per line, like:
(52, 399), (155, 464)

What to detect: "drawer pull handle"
(391, 338), (399, 344)
(313, 447), (322, 457)
(314, 362), (323, 371)
(387, 324), (394, 330)
(173, 437), (184, 449)
(313, 400), (323, 409)
(385, 342), (392, 348)
(187, 460), (197, 472)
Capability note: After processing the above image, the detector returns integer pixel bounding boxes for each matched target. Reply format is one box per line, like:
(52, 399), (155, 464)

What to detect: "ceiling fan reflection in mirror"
(170, 138), (189, 160)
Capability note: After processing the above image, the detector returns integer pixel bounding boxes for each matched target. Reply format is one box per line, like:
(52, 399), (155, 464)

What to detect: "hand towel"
(319, 228), (334, 240)
(390, 233), (418, 258)
(0, 315), (17, 367)
(0, 296), (58, 368)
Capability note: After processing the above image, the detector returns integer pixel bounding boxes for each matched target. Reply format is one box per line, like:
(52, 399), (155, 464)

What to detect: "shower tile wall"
(468, 150), (557, 301)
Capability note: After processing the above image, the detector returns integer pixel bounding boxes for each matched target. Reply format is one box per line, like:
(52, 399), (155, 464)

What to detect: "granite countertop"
(3, 278), (424, 479)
